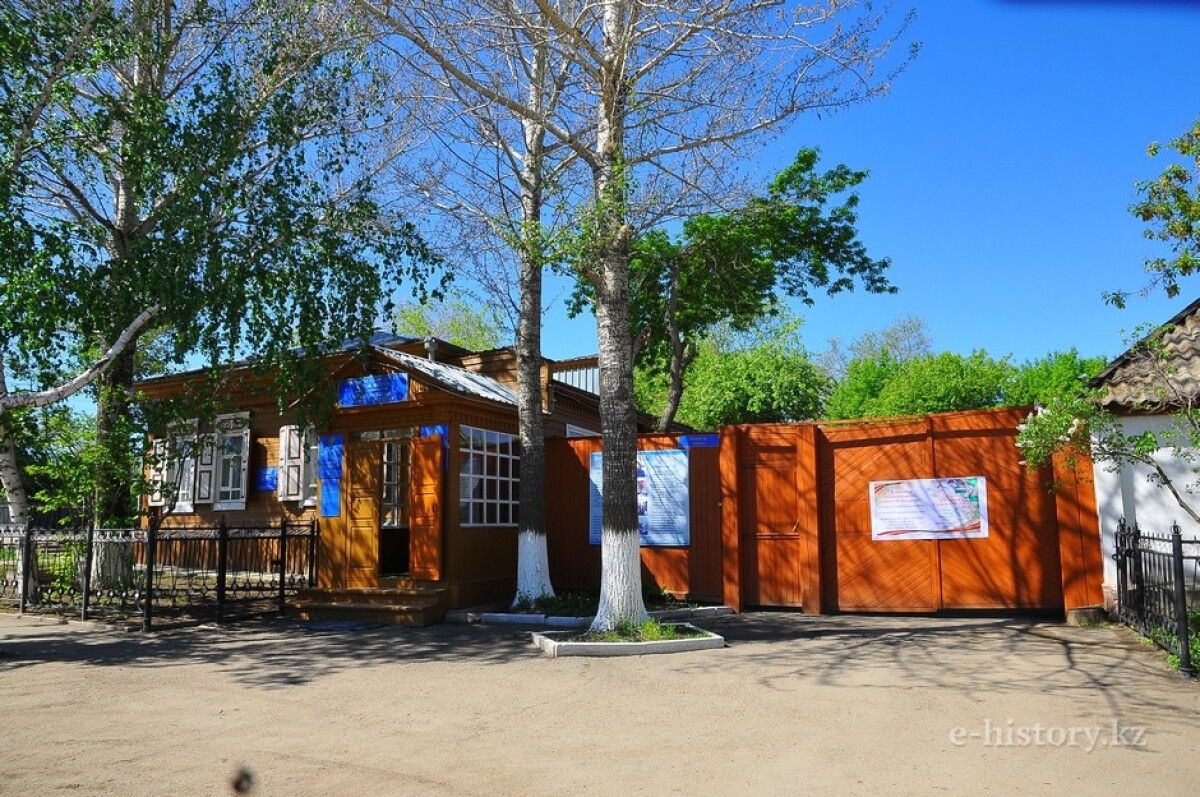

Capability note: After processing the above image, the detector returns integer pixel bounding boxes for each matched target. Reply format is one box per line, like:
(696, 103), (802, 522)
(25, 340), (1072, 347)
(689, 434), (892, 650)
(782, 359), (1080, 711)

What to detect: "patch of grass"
(513, 588), (697, 617)
(577, 618), (707, 643)
(1147, 613), (1200, 676)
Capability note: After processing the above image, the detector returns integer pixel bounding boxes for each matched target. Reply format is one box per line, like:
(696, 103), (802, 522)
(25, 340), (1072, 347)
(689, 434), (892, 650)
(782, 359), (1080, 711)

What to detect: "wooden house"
(136, 332), (614, 624)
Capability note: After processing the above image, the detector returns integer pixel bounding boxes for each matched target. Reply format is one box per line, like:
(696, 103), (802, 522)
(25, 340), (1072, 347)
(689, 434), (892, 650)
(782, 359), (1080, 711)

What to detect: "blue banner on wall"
(679, 434), (719, 448)
(589, 449), (690, 547)
(320, 479), (341, 517)
(255, 467), (277, 492)
(318, 434), (343, 480)
(337, 373), (409, 407)
(318, 434), (344, 517)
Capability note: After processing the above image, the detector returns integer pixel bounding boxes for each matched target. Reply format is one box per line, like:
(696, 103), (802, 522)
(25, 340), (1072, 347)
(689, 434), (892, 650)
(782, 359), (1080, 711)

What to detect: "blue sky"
(536, 0), (1200, 365)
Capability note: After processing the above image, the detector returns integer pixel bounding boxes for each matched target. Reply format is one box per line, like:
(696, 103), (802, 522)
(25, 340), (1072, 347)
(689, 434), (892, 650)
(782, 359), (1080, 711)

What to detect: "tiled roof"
(1091, 297), (1200, 411)
(372, 347), (517, 406)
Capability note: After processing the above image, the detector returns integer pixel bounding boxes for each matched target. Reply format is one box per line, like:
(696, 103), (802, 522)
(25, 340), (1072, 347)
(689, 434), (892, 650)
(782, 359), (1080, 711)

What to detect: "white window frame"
(278, 425), (319, 507)
(458, 425), (519, 528)
(147, 421), (198, 513)
(213, 413), (250, 512)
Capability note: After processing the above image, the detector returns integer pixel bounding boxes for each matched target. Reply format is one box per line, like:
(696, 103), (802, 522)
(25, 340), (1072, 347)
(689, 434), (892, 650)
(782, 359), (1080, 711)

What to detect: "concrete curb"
(446, 604), (734, 627)
(531, 623), (726, 658)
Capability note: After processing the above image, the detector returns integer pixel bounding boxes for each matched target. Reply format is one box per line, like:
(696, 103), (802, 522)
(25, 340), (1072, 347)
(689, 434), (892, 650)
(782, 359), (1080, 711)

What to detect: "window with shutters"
(278, 425), (319, 507)
(147, 423), (198, 513)
(213, 413), (250, 511)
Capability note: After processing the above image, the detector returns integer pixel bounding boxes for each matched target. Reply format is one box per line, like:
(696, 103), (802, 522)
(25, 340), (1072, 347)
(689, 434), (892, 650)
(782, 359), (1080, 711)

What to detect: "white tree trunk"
(589, 0), (648, 633)
(511, 36), (555, 606)
(515, 528), (555, 603)
(0, 402), (36, 601)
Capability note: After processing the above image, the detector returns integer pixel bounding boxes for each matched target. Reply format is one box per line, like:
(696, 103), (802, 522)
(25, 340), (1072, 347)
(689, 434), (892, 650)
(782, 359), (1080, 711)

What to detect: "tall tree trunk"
(590, 0), (647, 632)
(512, 34), (555, 605)
(93, 343), (138, 526)
(657, 256), (687, 432)
(0, 362), (35, 598)
(514, 241), (553, 602)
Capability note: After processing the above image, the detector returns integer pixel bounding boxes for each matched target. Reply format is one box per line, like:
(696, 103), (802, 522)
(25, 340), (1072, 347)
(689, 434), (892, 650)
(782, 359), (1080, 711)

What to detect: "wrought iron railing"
(0, 519), (316, 630)
(1114, 519), (1199, 677)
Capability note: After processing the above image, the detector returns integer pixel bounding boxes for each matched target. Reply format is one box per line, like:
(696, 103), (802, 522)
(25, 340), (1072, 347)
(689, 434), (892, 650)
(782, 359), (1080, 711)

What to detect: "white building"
(1090, 297), (1200, 606)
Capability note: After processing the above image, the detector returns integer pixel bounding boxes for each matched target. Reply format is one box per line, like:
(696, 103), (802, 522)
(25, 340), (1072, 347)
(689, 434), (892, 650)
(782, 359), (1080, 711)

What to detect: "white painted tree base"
(512, 529), (555, 606)
(531, 624), (725, 657)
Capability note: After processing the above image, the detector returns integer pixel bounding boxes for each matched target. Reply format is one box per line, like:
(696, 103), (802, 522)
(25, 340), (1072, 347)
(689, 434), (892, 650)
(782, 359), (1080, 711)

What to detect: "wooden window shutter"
(193, 434), (216, 504)
(278, 425), (304, 502)
(408, 433), (443, 581)
(147, 439), (168, 507)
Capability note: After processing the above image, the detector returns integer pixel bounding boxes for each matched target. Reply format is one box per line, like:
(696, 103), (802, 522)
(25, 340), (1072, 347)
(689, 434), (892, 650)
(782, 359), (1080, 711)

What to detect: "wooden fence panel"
(544, 436), (722, 600)
(545, 408), (1101, 616)
(932, 412), (1062, 609)
(820, 422), (936, 611)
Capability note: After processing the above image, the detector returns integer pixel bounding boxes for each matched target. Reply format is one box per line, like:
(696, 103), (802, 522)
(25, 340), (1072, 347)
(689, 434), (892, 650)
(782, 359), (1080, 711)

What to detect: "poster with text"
(869, 477), (988, 540)
(589, 450), (690, 546)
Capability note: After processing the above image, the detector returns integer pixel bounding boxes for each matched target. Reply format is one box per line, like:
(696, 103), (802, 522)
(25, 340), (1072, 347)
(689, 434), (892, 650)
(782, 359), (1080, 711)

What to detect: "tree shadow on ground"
(0, 613), (547, 688)
(682, 612), (1195, 722)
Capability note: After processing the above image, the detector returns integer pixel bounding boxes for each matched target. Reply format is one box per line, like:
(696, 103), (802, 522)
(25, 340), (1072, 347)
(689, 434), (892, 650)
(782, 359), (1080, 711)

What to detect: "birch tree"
(0, 1), (155, 529)
(354, 1), (592, 604)
(5, 0), (436, 524)
(358, 0), (913, 629)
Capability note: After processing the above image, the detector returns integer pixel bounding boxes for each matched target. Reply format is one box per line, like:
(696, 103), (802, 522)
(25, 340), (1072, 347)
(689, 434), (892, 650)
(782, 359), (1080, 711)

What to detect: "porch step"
(286, 586), (448, 627)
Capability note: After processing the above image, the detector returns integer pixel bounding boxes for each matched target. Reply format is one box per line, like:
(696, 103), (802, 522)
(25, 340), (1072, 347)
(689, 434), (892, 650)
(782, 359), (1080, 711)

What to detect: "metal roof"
(373, 347), (517, 406)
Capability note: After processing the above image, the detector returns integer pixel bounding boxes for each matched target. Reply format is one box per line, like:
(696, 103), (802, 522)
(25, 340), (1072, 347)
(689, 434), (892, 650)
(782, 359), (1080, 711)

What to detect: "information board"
(589, 449), (690, 546)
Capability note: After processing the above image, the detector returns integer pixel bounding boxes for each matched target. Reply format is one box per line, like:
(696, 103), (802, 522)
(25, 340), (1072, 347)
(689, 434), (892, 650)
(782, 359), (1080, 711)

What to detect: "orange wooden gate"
(817, 413), (1065, 612)
(722, 409), (1102, 614)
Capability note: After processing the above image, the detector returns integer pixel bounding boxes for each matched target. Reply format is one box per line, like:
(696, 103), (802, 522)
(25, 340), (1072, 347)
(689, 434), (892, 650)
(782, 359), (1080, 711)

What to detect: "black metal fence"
(1114, 519), (1199, 678)
(0, 519), (317, 630)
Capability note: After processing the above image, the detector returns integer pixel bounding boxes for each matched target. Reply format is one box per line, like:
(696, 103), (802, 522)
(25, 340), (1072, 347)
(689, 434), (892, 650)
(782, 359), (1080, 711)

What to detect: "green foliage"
(826, 350), (1015, 419)
(1108, 117), (1200, 307)
(820, 314), (932, 382)
(1, 2), (442, 519)
(392, 292), (506, 351)
(629, 148), (892, 362)
(21, 407), (115, 526)
(823, 352), (902, 419)
(637, 317), (829, 430)
(1006, 349), (1107, 407)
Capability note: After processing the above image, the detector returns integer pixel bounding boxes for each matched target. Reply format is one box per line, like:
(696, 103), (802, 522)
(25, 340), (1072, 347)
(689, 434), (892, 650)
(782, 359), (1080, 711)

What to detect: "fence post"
(18, 526), (31, 613)
(142, 517), (158, 632)
(81, 526), (95, 621)
(216, 517), (228, 623)
(1170, 523), (1194, 678)
(307, 518), (317, 587)
(1130, 522), (1146, 635)
(278, 519), (288, 612)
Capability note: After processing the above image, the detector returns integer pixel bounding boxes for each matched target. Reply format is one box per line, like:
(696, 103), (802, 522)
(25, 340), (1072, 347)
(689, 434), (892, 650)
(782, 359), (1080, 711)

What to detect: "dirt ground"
(1, 611), (1197, 797)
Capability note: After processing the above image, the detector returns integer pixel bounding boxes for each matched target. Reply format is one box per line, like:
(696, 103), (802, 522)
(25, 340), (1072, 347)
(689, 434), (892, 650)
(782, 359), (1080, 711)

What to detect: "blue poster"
(318, 434), (343, 517)
(588, 450), (690, 547)
(320, 479), (341, 518)
(255, 467), (277, 492)
(318, 434), (343, 479)
(337, 373), (409, 407)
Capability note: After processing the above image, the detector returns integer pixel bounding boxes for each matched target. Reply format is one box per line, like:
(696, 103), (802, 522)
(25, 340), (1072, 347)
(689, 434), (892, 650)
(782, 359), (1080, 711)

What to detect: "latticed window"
(214, 413), (250, 511)
(381, 438), (411, 528)
(459, 425), (519, 527)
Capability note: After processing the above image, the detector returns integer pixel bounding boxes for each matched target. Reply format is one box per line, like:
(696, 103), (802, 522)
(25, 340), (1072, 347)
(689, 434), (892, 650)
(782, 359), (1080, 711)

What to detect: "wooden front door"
(739, 442), (803, 607)
(345, 441), (381, 587)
